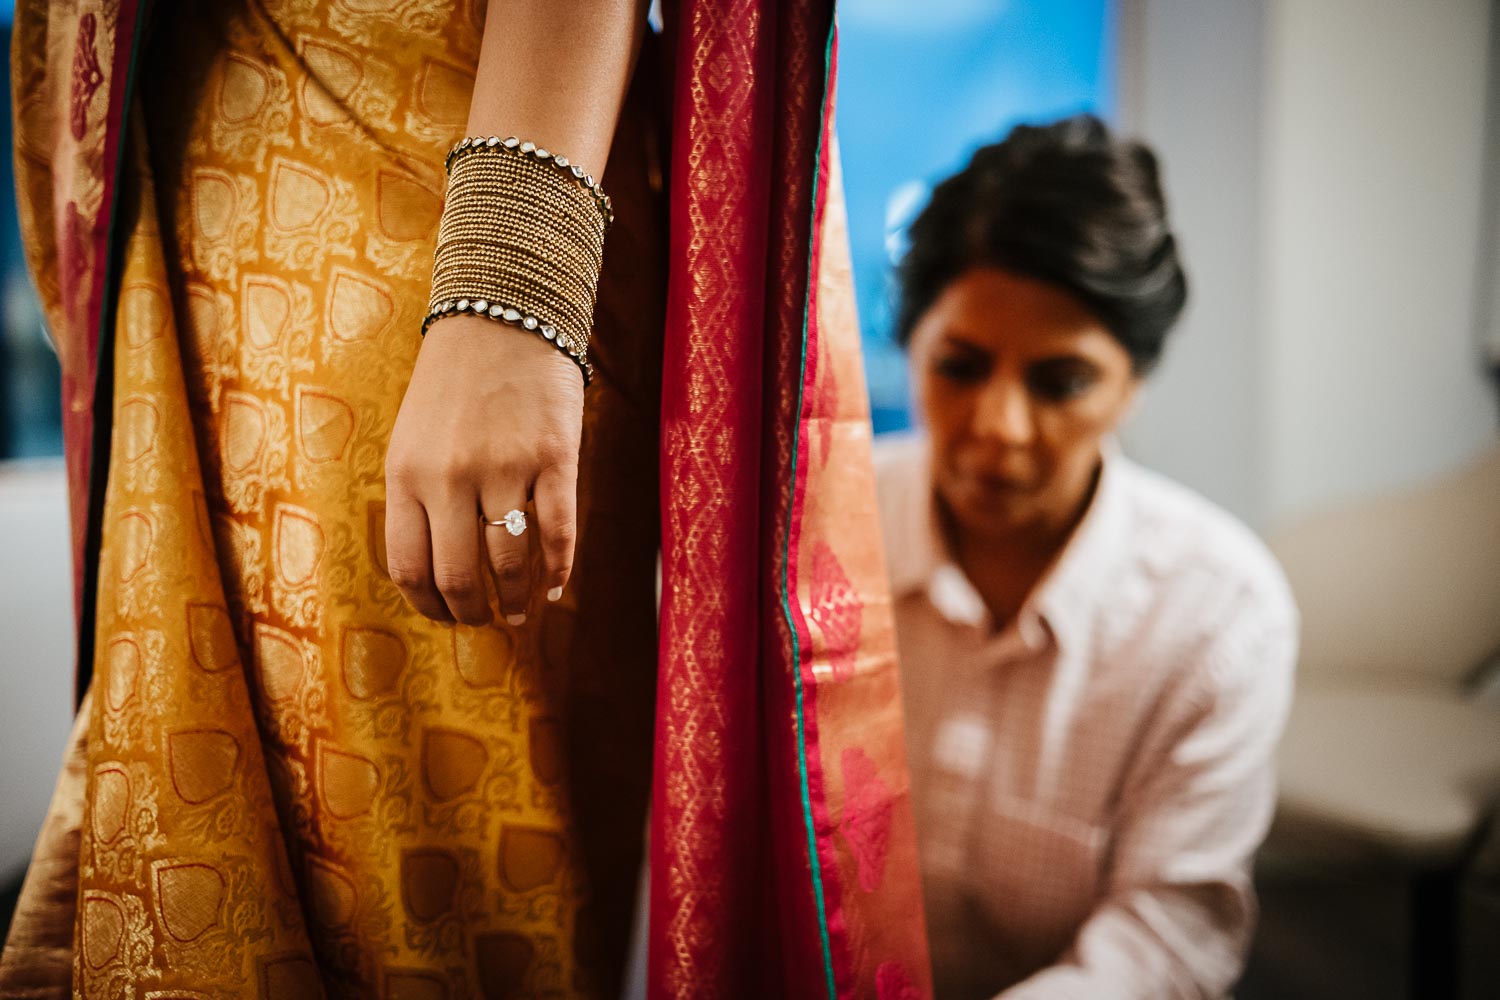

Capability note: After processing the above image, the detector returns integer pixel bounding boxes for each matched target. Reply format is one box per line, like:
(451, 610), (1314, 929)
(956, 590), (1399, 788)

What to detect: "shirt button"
(932, 713), (992, 779)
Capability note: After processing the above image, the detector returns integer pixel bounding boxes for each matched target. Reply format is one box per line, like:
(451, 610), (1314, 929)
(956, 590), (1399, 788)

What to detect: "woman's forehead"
(920, 270), (1121, 358)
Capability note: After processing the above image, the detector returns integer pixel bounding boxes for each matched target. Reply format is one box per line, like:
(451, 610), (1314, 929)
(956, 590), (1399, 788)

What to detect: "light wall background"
(1118, 0), (1498, 528)
(0, 463), (74, 876)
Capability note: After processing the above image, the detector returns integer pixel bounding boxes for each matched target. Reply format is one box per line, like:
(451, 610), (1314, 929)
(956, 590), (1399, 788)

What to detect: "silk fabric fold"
(5, 1), (931, 995)
(651, 4), (929, 996)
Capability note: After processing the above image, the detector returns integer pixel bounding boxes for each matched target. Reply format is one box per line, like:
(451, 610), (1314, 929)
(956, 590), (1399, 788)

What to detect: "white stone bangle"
(422, 296), (594, 386)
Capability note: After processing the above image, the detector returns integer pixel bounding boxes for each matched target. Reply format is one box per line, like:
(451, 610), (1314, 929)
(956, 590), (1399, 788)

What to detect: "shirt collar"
(892, 435), (1132, 653)
(1031, 440), (1131, 650)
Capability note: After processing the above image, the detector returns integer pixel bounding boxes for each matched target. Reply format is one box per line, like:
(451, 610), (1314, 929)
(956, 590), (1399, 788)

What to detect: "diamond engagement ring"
(482, 509), (527, 537)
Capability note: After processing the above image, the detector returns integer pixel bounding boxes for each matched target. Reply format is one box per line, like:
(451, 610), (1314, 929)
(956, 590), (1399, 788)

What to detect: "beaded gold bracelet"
(445, 135), (614, 228)
(424, 136), (609, 385)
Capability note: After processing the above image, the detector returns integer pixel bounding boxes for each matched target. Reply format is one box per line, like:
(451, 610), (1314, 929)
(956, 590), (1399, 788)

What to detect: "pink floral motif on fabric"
(876, 959), (925, 1000)
(70, 13), (104, 141)
(839, 746), (894, 894)
(808, 540), (860, 682)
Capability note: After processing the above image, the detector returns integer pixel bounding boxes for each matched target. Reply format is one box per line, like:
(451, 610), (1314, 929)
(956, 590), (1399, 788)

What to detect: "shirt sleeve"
(999, 588), (1298, 1000)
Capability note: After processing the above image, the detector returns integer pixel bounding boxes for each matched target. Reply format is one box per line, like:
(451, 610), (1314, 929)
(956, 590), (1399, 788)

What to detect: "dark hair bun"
(897, 114), (1187, 373)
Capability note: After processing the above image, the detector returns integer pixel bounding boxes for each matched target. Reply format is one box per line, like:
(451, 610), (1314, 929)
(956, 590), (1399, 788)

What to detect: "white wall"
(1262, 0), (1495, 524)
(1120, 0), (1498, 528)
(0, 461), (76, 878)
(1117, 0), (1269, 526)
(1482, 14), (1500, 377)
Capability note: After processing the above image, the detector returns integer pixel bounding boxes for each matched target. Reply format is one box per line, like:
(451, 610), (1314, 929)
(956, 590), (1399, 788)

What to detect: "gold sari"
(5, 0), (663, 995)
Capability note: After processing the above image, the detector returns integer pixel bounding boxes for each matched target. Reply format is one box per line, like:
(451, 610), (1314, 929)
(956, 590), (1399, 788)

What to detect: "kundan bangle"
(424, 296), (593, 384)
(424, 136), (610, 385)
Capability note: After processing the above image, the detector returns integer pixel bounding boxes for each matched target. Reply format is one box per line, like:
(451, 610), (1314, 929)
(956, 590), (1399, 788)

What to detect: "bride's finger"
(532, 462), (577, 602)
(384, 490), (454, 624)
(428, 491), (493, 626)
(482, 491), (534, 624)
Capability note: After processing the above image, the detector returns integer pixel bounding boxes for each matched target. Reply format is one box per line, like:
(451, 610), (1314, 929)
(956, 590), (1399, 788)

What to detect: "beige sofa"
(1265, 442), (1500, 869)
(1246, 443), (1500, 999)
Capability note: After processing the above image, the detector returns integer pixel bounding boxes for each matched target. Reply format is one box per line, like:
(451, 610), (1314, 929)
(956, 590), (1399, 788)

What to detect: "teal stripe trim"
(779, 14), (840, 1000)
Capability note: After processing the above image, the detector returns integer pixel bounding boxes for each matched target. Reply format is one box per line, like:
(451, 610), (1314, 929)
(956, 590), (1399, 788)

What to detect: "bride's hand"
(385, 316), (583, 626)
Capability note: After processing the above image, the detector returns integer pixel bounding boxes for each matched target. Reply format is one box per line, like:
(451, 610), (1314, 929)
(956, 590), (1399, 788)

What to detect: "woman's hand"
(385, 316), (583, 626)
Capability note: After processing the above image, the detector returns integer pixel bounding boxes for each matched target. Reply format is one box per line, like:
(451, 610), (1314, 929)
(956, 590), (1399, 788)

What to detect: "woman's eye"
(1026, 362), (1099, 401)
(933, 354), (987, 384)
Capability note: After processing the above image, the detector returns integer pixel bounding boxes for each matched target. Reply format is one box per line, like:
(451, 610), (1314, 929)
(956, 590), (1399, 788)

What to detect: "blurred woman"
(876, 115), (1297, 998)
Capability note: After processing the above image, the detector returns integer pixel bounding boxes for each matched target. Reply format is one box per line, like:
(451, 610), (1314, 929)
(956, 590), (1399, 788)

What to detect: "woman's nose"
(972, 378), (1035, 447)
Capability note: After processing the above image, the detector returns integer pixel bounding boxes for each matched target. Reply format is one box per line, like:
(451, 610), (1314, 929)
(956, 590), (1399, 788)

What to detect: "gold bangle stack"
(425, 136), (611, 385)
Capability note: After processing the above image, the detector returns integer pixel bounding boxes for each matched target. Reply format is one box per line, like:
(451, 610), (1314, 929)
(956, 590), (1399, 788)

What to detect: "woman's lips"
(951, 470), (1034, 504)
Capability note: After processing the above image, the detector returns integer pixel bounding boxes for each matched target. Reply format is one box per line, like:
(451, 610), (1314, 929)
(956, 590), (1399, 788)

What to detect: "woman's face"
(909, 267), (1141, 542)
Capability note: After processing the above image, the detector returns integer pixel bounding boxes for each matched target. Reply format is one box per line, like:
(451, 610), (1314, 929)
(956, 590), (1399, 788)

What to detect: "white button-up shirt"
(874, 434), (1298, 999)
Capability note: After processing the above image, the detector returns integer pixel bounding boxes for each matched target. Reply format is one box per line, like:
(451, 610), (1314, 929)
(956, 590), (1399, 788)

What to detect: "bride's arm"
(385, 0), (648, 627)
(467, 0), (646, 176)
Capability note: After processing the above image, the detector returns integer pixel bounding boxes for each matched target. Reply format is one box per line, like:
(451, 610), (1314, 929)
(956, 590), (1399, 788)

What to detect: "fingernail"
(546, 586), (564, 602)
(506, 613), (527, 626)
